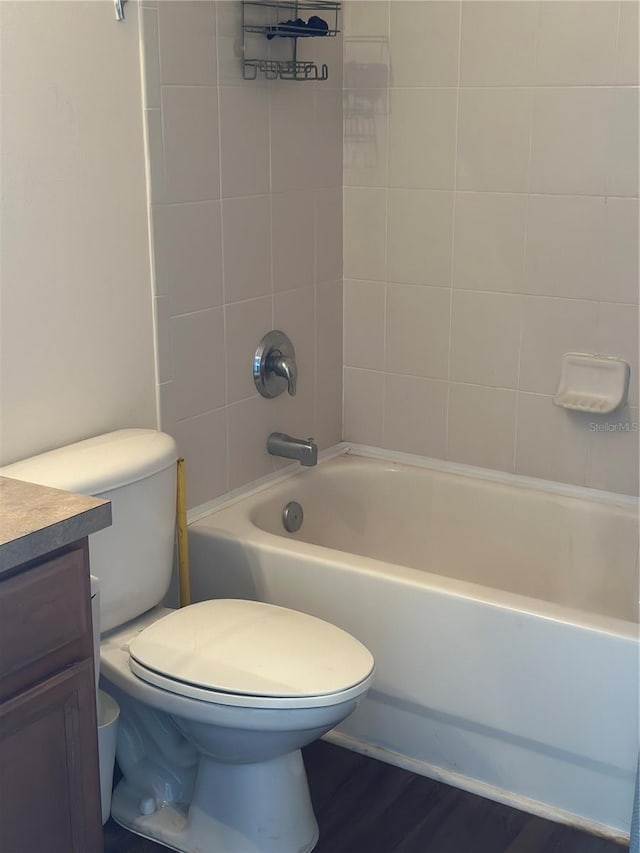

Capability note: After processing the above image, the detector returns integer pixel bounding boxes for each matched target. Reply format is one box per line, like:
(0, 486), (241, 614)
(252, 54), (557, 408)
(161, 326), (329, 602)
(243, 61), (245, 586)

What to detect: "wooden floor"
(104, 740), (627, 853)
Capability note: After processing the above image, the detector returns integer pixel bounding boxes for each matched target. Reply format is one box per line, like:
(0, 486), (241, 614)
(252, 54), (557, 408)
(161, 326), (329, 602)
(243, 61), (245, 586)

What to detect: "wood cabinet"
(0, 540), (103, 853)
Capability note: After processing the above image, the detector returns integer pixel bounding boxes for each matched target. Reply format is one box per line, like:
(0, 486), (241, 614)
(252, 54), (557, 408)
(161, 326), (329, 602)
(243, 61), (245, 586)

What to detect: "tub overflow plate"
(282, 501), (303, 533)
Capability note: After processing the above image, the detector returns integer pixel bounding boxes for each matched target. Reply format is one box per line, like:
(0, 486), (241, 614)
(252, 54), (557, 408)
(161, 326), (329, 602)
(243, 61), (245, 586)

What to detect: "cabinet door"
(0, 658), (103, 853)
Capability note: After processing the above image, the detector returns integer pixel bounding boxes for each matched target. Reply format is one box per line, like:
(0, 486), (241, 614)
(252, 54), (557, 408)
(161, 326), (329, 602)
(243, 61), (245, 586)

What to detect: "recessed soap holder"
(553, 352), (630, 414)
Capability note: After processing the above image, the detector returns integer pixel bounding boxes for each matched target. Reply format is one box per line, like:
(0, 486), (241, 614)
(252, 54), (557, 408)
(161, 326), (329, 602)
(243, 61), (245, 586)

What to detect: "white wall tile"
(315, 280), (343, 448)
(158, 381), (176, 436)
(386, 284), (451, 379)
(460, 1), (538, 86)
(384, 374), (448, 458)
(161, 86), (220, 203)
(453, 192), (527, 293)
(227, 395), (276, 489)
(344, 88), (389, 188)
(270, 85), (316, 193)
(523, 195), (606, 301)
(530, 88), (610, 196)
(596, 302), (639, 407)
(344, 280), (386, 370)
(603, 198), (640, 305)
(390, 1), (460, 87)
(272, 191), (315, 292)
(535, 1), (618, 86)
(515, 393), (590, 487)
(273, 286), (316, 440)
(519, 296), (598, 395)
(172, 307), (226, 419)
(450, 290), (521, 388)
(153, 201), (223, 315)
(387, 189), (453, 286)
(448, 383), (517, 472)
(314, 89), (343, 189)
(225, 296), (272, 404)
(344, 0), (389, 40)
(457, 88), (533, 193)
(344, 0), (389, 89)
(343, 367), (385, 446)
(344, 187), (387, 281)
(172, 408), (227, 507)
(606, 87), (639, 198)
(617, 1), (640, 84)
(315, 188), (343, 284)
(154, 295), (173, 384)
(219, 86), (270, 198)
(222, 195), (271, 303)
(587, 406), (640, 495)
(158, 1), (217, 85)
(389, 89), (457, 190)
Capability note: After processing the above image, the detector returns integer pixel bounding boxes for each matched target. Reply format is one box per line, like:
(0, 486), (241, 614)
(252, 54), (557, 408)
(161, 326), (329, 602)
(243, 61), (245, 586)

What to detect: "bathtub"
(187, 445), (639, 842)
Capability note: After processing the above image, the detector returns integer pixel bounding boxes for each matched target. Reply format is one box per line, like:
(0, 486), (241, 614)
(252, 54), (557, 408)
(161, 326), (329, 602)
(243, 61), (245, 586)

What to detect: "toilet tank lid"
(0, 429), (177, 495)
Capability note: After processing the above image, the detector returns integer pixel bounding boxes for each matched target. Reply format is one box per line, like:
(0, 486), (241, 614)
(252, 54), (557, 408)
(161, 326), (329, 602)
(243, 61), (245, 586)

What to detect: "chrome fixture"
(282, 501), (304, 533)
(114, 0), (127, 21)
(267, 433), (317, 467)
(254, 331), (298, 398)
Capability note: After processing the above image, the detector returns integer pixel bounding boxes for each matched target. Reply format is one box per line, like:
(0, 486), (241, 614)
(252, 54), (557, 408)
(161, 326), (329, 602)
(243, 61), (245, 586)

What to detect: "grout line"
(444, 0), (463, 461)
(379, 0), (392, 447)
(613, 0), (624, 84)
(213, 2), (229, 494)
(267, 77), (275, 331)
(339, 187), (640, 201)
(513, 0), (541, 475)
(371, 83), (640, 91)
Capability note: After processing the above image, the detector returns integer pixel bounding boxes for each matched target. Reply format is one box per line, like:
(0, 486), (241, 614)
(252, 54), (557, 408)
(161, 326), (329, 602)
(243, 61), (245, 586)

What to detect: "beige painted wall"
(140, 0), (343, 508)
(343, 0), (639, 495)
(0, 1), (157, 465)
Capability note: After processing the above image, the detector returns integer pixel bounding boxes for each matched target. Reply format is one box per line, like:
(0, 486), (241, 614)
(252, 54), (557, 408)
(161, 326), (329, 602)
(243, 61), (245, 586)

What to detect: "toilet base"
(111, 748), (319, 853)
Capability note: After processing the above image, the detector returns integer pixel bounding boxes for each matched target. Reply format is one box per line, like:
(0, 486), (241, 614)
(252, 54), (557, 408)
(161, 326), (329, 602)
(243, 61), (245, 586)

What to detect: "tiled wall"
(343, 0), (639, 495)
(139, 0), (343, 508)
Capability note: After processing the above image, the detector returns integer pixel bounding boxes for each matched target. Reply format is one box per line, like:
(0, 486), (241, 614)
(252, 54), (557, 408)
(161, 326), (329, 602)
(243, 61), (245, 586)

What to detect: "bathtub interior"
(247, 454), (639, 624)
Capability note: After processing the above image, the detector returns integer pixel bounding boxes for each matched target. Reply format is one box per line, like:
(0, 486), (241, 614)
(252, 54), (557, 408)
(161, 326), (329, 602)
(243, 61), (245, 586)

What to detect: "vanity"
(0, 476), (112, 853)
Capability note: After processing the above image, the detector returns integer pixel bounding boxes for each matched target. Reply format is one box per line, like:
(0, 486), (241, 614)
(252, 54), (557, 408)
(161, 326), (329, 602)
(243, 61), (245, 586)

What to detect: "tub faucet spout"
(267, 432), (317, 467)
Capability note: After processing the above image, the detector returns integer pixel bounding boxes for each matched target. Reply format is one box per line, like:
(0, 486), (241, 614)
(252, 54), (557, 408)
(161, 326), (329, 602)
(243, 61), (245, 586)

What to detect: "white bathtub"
(187, 446), (639, 842)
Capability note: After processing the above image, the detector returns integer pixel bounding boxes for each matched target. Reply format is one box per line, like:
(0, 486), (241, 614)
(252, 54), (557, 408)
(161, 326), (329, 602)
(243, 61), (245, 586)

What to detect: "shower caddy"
(242, 0), (340, 82)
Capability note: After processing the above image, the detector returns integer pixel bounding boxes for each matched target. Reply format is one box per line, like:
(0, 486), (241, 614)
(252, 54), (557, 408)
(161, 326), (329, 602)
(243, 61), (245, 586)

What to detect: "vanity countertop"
(0, 476), (112, 574)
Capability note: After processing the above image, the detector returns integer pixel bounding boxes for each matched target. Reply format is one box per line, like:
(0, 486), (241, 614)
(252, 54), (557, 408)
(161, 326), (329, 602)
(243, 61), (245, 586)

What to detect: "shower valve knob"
(253, 331), (298, 398)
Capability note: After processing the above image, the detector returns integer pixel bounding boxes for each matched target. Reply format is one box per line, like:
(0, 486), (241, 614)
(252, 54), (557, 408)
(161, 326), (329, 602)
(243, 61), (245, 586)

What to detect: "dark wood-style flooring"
(104, 740), (627, 853)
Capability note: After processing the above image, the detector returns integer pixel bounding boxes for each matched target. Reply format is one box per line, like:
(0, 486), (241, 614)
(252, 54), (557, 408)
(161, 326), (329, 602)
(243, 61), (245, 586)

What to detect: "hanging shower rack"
(242, 0), (341, 82)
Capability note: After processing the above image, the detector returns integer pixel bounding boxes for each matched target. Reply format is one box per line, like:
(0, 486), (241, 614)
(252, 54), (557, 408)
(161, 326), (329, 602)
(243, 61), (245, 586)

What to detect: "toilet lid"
(128, 600), (374, 702)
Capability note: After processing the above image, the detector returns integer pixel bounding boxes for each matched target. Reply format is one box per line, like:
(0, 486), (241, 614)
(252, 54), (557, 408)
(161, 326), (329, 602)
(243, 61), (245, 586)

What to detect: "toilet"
(1, 429), (374, 853)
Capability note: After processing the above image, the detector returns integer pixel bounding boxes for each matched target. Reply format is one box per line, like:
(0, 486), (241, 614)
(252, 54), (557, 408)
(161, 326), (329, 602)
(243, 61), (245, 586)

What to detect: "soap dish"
(553, 352), (630, 414)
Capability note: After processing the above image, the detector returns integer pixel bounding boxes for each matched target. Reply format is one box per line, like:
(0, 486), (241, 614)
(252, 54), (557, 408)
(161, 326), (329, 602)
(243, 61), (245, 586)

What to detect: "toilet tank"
(1, 430), (178, 632)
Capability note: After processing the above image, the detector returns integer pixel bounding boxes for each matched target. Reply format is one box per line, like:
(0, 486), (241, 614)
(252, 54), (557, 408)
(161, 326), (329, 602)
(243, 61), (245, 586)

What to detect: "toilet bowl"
(1, 430), (375, 853)
(101, 600), (373, 852)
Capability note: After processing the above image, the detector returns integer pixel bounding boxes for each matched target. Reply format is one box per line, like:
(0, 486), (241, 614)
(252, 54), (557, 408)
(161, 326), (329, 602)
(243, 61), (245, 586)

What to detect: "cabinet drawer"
(0, 542), (92, 699)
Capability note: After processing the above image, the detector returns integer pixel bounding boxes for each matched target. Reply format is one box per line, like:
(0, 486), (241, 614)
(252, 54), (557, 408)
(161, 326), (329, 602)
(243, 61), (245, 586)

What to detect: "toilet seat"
(128, 599), (375, 710)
